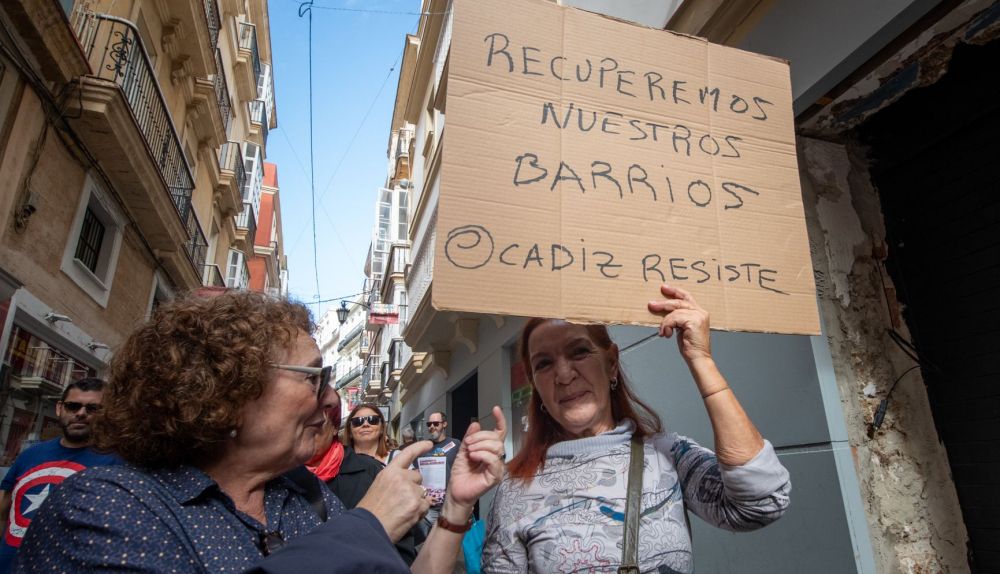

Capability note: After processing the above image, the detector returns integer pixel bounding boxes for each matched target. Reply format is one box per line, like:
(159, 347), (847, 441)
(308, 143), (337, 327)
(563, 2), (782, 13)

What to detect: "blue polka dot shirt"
(15, 463), (346, 572)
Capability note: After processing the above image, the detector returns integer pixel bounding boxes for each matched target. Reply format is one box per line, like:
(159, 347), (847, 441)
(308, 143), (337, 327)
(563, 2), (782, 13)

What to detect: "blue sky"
(266, 0), (420, 319)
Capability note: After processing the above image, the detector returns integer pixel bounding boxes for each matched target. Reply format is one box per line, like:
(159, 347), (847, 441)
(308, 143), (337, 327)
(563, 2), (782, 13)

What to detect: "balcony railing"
(73, 13), (204, 271)
(202, 264), (224, 287)
(218, 141), (246, 192)
(203, 0), (220, 50)
(335, 365), (363, 390)
(213, 49), (231, 133)
(238, 22), (261, 89)
(172, 193), (208, 269)
(235, 201), (257, 247)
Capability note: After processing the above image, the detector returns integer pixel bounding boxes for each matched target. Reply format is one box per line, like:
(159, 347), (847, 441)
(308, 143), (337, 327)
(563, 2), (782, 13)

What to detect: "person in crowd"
(326, 404), (419, 564)
(387, 437), (400, 452)
(306, 389), (344, 483)
(482, 284), (791, 573)
(16, 292), (507, 573)
(400, 426), (417, 449)
(0, 378), (120, 572)
(341, 403), (390, 464)
(417, 412), (462, 536)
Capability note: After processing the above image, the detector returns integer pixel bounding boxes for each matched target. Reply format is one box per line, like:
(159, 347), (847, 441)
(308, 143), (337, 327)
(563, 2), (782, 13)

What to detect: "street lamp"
(336, 300), (369, 325)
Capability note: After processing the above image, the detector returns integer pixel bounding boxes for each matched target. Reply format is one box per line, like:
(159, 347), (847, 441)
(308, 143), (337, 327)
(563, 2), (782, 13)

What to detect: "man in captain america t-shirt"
(0, 377), (120, 572)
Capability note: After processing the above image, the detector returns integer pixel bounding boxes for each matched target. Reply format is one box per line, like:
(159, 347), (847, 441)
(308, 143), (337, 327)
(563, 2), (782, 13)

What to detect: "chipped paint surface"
(801, 0), (999, 137)
(802, 140), (867, 308)
(799, 137), (969, 573)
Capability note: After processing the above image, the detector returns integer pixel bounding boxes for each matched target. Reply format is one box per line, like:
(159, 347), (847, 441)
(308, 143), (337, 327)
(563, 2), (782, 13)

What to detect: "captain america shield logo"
(5, 461), (85, 547)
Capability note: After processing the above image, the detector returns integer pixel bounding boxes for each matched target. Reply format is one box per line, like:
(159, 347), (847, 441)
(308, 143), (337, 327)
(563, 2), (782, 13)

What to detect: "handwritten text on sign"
(433, 0), (819, 334)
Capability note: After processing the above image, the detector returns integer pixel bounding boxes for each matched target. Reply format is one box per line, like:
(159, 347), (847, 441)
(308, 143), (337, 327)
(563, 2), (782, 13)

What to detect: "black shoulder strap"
(283, 465), (328, 523)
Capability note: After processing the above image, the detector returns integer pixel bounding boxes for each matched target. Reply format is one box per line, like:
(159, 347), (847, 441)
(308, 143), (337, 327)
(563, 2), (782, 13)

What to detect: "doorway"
(449, 371), (479, 442)
(859, 39), (1000, 572)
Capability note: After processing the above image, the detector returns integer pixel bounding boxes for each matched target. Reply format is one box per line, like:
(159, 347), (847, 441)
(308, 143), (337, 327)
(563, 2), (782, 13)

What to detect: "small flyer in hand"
(417, 456), (447, 505)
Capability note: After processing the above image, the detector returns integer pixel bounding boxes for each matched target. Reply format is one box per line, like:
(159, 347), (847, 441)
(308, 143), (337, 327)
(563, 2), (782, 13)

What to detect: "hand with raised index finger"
(446, 406), (508, 508)
(647, 283), (712, 364)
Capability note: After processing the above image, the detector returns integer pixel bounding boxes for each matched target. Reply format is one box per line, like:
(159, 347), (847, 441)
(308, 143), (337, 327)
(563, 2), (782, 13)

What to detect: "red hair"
(506, 319), (662, 482)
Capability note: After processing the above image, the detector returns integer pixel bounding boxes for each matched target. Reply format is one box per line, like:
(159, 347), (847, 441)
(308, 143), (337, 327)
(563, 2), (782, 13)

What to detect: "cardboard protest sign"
(433, 0), (821, 335)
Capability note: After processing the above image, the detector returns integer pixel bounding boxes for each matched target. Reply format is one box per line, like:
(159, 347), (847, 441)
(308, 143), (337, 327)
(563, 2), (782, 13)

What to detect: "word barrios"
(513, 152), (760, 209)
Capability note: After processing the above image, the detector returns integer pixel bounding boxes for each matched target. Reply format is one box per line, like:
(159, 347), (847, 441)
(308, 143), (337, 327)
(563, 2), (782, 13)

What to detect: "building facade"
(314, 294), (368, 415)
(0, 0), (279, 467)
(247, 162), (287, 297)
(370, 0), (998, 571)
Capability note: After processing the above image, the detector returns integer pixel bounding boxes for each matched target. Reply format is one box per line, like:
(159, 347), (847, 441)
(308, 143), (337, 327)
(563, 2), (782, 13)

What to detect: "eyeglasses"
(257, 530), (285, 556)
(351, 415), (381, 428)
(272, 364), (332, 402)
(426, 421), (443, 428)
(61, 402), (101, 414)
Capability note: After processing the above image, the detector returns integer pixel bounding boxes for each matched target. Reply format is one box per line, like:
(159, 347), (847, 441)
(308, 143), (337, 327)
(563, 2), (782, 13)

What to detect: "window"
(397, 189), (409, 240)
(226, 249), (249, 289)
(74, 208), (105, 273)
(60, 174), (125, 307)
(146, 271), (174, 319)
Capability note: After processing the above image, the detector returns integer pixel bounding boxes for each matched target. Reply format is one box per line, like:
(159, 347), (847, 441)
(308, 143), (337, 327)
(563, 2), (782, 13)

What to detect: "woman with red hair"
(482, 284), (791, 573)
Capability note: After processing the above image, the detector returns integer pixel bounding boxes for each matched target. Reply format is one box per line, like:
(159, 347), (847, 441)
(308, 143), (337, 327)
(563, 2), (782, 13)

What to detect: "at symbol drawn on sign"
(445, 225), (495, 269)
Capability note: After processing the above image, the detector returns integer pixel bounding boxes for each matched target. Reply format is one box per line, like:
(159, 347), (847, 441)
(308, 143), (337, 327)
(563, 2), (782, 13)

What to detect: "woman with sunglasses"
(16, 291), (507, 573)
(343, 404), (390, 464)
(326, 404), (419, 564)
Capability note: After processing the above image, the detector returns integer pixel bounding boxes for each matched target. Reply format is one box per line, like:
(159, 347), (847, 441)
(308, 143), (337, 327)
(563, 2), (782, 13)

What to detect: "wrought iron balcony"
(204, 0), (221, 51)
(172, 192), (209, 270)
(238, 22), (261, 91)
(73, 12), (205, 272)
(214, 49), (231, 134)
(235, 201), (258, 248)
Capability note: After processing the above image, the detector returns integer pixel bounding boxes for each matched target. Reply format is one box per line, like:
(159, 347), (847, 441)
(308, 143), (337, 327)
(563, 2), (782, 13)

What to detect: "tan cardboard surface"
(433, 0), (821, 335)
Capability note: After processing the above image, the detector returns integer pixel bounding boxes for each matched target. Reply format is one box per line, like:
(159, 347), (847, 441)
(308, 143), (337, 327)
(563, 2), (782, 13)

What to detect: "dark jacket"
(249, 507), (408, 574)
(328, 447), (384, 508)
(326, 447), (418, 565)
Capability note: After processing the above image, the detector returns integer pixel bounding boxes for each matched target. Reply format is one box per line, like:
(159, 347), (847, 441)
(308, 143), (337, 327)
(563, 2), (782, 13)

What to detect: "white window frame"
(60, 173), (125, 307)
(145, 270), (175, 320)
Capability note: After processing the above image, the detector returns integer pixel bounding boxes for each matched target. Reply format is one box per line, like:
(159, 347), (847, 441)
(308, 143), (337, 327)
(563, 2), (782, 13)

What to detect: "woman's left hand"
(446, 406), (508, 508)
(647, 283), (713, 364)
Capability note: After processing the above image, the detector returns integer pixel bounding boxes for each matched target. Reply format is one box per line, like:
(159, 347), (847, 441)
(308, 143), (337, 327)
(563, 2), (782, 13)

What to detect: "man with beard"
(0, 378), (119, 572)
(415, 412), (462, 542)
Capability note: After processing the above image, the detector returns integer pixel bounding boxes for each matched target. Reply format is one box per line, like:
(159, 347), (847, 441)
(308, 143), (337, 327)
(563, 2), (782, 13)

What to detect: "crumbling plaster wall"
(799, 137), (968, 573)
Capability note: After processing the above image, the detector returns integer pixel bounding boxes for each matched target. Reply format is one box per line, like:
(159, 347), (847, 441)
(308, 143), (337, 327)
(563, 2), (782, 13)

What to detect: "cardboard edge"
(558, 0), (791, 67)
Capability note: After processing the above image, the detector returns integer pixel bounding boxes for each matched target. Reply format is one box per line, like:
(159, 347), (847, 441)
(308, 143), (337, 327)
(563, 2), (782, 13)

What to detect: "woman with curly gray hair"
(17, 291), (507, 573)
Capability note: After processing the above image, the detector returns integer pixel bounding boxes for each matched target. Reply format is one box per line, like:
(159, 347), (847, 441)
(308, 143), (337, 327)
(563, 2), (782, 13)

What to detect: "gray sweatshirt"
(482, 421), (791, 573)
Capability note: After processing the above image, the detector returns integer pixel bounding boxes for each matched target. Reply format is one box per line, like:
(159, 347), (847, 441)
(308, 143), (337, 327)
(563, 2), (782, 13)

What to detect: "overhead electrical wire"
(298, 1), (322, 313)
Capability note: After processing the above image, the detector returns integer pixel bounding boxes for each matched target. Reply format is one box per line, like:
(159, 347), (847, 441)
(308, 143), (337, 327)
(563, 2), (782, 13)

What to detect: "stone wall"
(799, 136), (968, 573)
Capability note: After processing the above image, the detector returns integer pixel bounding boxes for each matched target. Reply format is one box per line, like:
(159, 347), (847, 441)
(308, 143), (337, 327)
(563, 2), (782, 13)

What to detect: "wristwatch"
(436, 514), (474, 533)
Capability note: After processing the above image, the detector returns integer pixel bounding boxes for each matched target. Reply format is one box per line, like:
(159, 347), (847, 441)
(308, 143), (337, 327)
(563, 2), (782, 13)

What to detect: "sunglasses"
(61, 401), (101, 414)
(272, 364), (332, 402)
(351, 415), (382, 428)
(426, 421), (443, 428)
